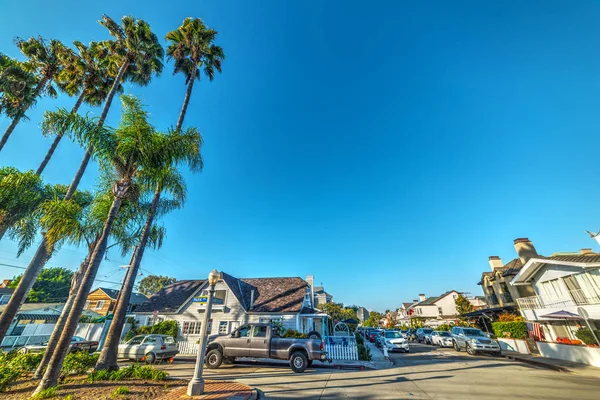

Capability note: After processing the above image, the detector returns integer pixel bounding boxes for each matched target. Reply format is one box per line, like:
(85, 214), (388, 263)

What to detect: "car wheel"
(205, 349), (223, 369)
(290, 351), (308, 373)
(307, 331), (322, 340)
(144, 352), (157, 364)
(466, 344), (477, 356)
(453, 341), (461, 352)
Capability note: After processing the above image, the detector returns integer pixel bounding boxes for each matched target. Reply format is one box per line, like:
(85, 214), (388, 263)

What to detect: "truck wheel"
(205, 349), (223, 369)
(307, 331), (321, 340)
(290, 351), (308, 373)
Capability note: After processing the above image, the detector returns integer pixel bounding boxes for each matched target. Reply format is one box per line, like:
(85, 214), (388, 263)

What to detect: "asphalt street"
(158, 343), (600, 399)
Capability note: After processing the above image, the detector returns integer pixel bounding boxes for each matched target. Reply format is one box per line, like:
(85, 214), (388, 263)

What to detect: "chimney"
(306, 275), (315, 307)
(514, 238), (538, 265)
(488, 256), (504, 271)
(418, 294), (426, 302)
(250, 290), (255, 310)
(580, 248), (594, 255)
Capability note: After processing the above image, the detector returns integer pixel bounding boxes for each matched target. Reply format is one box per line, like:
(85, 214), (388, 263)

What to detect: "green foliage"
(0, 53), (39, 118)
(88, 364), (168, 383)
(357, 341), (371, 361)
(0, 350), (44, 391)
(136, 320), (178, 337)
(319, 302), (357, 323)
(363, 311), (384, 328)
(492, 321), (528, 339)
(455, 293), (474, 316)
(124, 317), (139, 341)
(436, 324), (452, 332)
(355, 332), (364, 345)
(8, 267), (73, 303)
(61, 351), (99, 377)
(281, 329), (307, 338)
(497, 312), (524, 322)
(138, 275), (176, 297)
(112, 386), (130, 397)
(31, 386), (59, 399)
(575, 328), (600, 345)
(62, 396), (74, 400)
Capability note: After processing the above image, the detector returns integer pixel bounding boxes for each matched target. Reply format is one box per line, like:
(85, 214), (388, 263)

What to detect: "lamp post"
(187, 269), (220, 396)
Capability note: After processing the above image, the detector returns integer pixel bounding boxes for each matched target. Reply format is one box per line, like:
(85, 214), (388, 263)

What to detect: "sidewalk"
(161, 381), (257, 400)
(364, 338), (394, 369)
(503, 351), (600, 378)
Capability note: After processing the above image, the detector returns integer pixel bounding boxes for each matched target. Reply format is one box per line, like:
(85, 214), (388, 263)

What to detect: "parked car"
(451, 326), (501, 356)
(368, 329), (383, 343)
(415, 328), (433, 343)
(378, 330), (410, 353)
(430, 331), (453, 347)
(20, 336), (98, 354)
(117, 334), (179, 363)
(406, 329), (417, 341)
(205, 323), (328, 373)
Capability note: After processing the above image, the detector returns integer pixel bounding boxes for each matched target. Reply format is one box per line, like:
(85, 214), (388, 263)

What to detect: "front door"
(224, 325), (251, 357)
(249, 325), (270, 358)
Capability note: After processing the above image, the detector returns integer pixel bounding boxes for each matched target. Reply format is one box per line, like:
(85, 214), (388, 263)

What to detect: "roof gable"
(240, 277), (307, 313)
(136, 280), (206, 313)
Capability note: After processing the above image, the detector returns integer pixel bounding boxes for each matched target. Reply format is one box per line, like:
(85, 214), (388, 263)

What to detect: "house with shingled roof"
(133, 272), (329, 341)
(84, 287), (148, 316)
(410, 291), (462, 326)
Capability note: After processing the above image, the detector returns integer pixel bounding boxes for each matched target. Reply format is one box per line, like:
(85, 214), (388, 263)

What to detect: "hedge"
(492, 321), (528, 339)
(575, 328), (600, 345)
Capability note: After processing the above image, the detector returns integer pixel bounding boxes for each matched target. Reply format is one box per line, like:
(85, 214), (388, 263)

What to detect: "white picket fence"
(325, 342), (358, 361)
(177, 340), (200, 355)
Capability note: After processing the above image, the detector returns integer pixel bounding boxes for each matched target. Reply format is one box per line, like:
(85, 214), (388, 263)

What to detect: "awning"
(16, 313), (60, 322)
(539, 310), (581, 320)
(461, 305), (517, 318)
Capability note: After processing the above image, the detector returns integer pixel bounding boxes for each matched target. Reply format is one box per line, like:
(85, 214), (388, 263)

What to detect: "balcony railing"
(516, 289), (600, 310)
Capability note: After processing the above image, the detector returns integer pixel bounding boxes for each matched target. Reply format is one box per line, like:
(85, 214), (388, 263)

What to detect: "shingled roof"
(240, 277), (307, 313)
(536, 253), (600, 264)
(136, 280), (205, 313)
(93, 288), (148, 304)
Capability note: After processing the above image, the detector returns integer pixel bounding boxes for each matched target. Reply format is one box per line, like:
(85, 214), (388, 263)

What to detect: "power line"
(0, 262), (126, 286)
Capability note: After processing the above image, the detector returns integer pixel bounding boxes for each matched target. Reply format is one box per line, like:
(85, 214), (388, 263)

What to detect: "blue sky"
(2, 0), (600, 311)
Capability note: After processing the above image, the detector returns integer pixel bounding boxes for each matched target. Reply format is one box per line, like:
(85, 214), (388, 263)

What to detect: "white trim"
(512, 258), (600, 286)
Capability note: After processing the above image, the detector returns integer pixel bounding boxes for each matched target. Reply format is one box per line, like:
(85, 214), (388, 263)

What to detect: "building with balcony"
(511, 249), (600, 341)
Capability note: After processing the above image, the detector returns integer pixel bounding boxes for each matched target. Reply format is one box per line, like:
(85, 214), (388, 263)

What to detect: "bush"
(31, 386), (58, 399)
(0, 350), (44, 392)
(357, 342), (371, 361)
(436, 324), (452, 332)
(575, 328), (600, 345)
(492, 321), (528, 339)
(138, 320), (178, 337)
(498, 312), (524, 322)
(281, 329), (307, 338)
(88, 364), (169, 383)
(355, 332), (364, 345)
(61, 351), (99, 377)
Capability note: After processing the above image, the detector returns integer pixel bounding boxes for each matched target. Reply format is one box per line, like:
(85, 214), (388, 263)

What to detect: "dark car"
(369, 330), (383, 343)
(416, 328), (433, 343)
(21, 335), (98, 354)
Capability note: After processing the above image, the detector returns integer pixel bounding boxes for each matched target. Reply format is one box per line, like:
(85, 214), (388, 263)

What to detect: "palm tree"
(0, 54), (38, 120)
(35, 95), (174, 393)
(96, 128), (203, 370)
(0, 37), (64, 153)
(36, 41), (122, 175)
(0, 14), (164, 345)
(166, 17), (224, 131)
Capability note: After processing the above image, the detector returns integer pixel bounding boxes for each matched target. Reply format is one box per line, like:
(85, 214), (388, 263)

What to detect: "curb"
(503, 354), (572, 373)
(250, 388), (259, 400)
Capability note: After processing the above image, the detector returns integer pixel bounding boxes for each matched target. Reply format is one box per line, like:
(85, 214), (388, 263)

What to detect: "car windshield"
(463, 328), (485, 336)
(71, 336), (85, 342)
(385, 331), (403, 339)
(438, 332), (451, 337)
(422, 329), (433, 333)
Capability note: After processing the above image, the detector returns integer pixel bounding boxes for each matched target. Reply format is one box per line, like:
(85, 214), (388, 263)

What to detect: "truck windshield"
(385, 332), (403, 339)
(463, 328), (484, 336)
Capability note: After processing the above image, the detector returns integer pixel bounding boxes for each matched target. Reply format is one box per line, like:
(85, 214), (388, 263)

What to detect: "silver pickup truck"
(205, 323), (328, 373)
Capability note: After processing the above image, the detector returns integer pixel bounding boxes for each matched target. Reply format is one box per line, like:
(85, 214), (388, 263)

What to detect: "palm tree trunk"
(36, 90), (86, 176)
(175, 74), (196, 132)
(0, 77), (49, 154)
(35, 195), (123, 394)
(95, 186), (161, 371)
(0, 239), (49, 341)
(0, 61), (130, 344)
(33, 255), (88, 379)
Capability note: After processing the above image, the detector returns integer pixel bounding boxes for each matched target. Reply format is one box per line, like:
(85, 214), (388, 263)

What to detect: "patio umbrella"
(539, 310), (581, 320)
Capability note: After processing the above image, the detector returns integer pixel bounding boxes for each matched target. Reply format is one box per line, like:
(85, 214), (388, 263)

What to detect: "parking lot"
(156, 342), (600, 399)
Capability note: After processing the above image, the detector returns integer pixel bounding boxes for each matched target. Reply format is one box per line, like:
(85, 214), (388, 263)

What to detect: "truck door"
(224, 325), (251, 357)
(249, 325), (270, 358)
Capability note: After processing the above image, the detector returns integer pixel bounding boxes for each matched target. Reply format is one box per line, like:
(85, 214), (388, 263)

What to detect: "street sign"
(192, 296), (208, 303)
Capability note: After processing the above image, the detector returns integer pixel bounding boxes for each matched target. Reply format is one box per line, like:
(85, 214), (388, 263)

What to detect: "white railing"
(177, 340), (200, 355)
(517, 289), (600, 310)
(325, 343), (358, 360)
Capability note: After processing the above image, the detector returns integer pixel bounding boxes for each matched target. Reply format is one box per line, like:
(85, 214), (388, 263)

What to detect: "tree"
(166, 17), (224, 132)
(455, 293), (474, 316)
(96, 129), (202, 371)
(0, 14), (163, 346)
(8, 267), (73, 303)
(363, 311), (384, 328)
(138, 274), (177, 297)
(0, 53), (38, 120)
(0, 37), (65, 153)
(35, 95), (173, 393)
(385, 311), (398, 328)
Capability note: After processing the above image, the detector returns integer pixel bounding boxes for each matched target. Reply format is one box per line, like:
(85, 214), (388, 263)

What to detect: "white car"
(380, 330), (410, 353)
(430, 331), (453, 347)
(117, 334), (179, 363)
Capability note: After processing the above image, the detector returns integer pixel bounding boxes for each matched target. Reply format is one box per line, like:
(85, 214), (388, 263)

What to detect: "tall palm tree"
(166, 17), (224, 132)
(35, 95), (174, 393)
(36, 41), (122, 175)
(0, 14), (164, 345)
(0, 54), (38, 119)
(96, 128), (203, 371)
(0, 37), (64, 153)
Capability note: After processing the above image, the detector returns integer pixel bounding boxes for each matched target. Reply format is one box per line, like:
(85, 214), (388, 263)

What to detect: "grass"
(88, 364), (168, 383)
(31, 386), (59, 399)
(111, 386), (130, 397)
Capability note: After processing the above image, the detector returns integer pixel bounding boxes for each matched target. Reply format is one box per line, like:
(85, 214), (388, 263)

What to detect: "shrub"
(0, 350), (44, 392)
(138, 320), (178, 337)
(31, 386), (59, 399)
(355, 332), (364, 345)
(111, 386), (130, 397)
(61, 351), (99, 377)
(88, 364), (168, 382)
(282, 329), (307, 339)
(575, 328), (600, 345)
(492, 321), (528, 339)
(498, 312), (524, 322)
(357, 342), (371, 361)
(436, 324), (452, 332)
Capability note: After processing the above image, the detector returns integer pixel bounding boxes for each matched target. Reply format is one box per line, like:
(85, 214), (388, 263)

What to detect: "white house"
(511, 249), (600, 341)
(411, 291), (461, 326)
(134, 272), (329, 341)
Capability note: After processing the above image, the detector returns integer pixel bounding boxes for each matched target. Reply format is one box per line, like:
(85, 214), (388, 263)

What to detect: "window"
(94, 300), (105, 310)
(438, 307), (443, 315)
(143, 336), (157, 344)
(541, 279), (562, 300)
(182, 321), (202, 335)
(219, 321), (228, 334)
(237, 325), (251, 337)
(164, 336), (175, 344)
(253, 325), (268, 337)
(0, 295), (11, 305)
(128, 336), (145, 345)
(201, 289), (227, 305)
